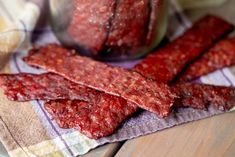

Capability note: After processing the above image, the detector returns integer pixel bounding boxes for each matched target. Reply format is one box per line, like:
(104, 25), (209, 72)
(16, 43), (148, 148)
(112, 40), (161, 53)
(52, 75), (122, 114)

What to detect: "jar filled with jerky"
(49, 0), (169, 61)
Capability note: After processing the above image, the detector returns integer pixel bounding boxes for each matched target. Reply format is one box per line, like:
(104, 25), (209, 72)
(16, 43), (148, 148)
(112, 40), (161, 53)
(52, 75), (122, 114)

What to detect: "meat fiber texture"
(1, 72), (235, 139)
(178, 37), (235, 82)
(106, 0), (150, 55)
(134, 15), (234, 84)
(0, 73), (100, 102)
(44, 99), (138, 139)
(1, 72), (235, 112)
(24, 44), (175, 117)
(172, 83), (235, 111)
(0, 72), (139, 139)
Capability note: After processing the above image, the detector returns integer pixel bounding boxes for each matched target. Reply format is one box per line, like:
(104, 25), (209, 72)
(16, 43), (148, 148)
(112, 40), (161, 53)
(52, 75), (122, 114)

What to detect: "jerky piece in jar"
(178, 38), (235, 82)
(66, 0), (116, 54)
(24, 44), (175, 117)
(172, 83), (235, 111)
(105, 0), (150, 56)
(134, 15), (234, 84)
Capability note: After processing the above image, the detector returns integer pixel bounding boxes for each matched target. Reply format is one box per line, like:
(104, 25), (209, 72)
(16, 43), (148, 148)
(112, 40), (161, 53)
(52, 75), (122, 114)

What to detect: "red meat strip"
(0, 72), (139, 139)
(2, 72), (234, 112)
(24, 44), (175, 117)
(178, 38), (235, 82)
(0, 73), (104, 102)
(43, 82), (235, 139)
(67, 0), (116, 54)
(44, 98), (138, 139)
(134, 15), (233, 84)
(172, 83), (235, 111)
(106, 0), (150, 54)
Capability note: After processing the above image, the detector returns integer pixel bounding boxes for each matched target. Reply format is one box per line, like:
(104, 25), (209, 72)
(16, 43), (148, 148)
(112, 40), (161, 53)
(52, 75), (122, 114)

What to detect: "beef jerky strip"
(134, 15), (233, 84)
(67, 0), (116, 54)
(0, 72), (139, 139)
(24, 44), (175, 117)
(106, 0), (150, 55)
(0, 73), (103, 102)
(172, 83), (235, 111)
(2, 72), (234, 112)
(44, 98), (138, 139)
(178, 37), (235, 82)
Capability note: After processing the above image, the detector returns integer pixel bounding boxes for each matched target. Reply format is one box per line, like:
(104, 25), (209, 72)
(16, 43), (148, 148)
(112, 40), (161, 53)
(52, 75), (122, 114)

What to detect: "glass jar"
(178, 0), (227, 9)
(49, 0), (169, 61)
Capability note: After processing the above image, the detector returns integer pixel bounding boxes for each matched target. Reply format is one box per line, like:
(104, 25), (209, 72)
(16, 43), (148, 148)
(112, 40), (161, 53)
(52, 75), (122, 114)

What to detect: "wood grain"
(115, 112), (235, 157)
(82, 143), (122, 157)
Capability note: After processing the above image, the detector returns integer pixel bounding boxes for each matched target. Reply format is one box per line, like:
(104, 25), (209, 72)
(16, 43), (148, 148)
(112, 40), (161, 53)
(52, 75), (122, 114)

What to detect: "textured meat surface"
(172, 83), (235, 111)
(106, 0), (150, 54)
(15, 15), (235, 139)
(178, 38), (235, 82)
(0, 72), (139, 139)
(134, 15), (233, 84)
(0, 73), (105, 102)
(67, 0), (116, 54)
(24, 44), (175, 117)
(45, 98), (138, 139)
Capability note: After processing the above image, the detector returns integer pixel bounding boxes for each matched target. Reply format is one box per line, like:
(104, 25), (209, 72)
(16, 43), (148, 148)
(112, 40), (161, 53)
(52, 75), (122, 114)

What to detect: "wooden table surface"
(82, 0), (235, 157)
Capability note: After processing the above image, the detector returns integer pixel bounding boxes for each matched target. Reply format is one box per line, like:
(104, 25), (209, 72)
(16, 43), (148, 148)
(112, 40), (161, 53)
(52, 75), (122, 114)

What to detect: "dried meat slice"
(66, 0), (116, 54)
(178, 38), (235, 82)
(24, 44), (175, 117)
(2, 72), (233, 112)
(0, 73), (102, 102)
(44, 98), (138, 139)
(172, 83), (235, 111)
(0, 72), (139, 139)
(106, 0), (150, 55)
(134, 15), (233, 84)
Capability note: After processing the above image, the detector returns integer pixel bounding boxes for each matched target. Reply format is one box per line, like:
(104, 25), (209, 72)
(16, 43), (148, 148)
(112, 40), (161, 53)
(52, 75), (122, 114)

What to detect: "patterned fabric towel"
(0, 0), (235, 156)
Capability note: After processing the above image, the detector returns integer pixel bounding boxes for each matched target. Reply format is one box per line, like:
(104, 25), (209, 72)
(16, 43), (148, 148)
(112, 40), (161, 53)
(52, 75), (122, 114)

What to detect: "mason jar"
(49, 0), (169, 61)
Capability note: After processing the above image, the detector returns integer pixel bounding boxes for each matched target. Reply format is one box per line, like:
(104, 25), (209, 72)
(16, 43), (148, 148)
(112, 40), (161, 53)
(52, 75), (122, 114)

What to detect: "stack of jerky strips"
(1, 15), (235, 139)
(66, 0), (166, 58)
